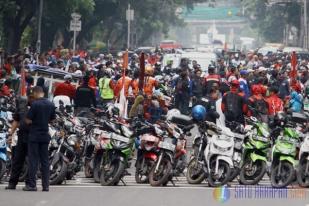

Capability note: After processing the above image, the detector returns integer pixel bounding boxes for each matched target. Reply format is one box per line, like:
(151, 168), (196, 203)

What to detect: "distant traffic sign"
(71, 13), (81, 20)
(70, 20), (81, 31)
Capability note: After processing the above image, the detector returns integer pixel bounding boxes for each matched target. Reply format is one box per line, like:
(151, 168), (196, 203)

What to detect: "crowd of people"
(0, 47), (308, 126)
(1, 46), (309, 191)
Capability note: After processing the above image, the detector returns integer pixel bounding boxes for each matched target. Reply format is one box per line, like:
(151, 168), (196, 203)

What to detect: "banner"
(118, 51), (128, 118)
(20, 67), (26, 96)
(290, 51), (297, 86)
(138, 52), (145, 92)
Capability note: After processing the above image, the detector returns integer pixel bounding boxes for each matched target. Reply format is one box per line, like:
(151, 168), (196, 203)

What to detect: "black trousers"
(9, 138), (28, 186)
(27, 142), (49, 188)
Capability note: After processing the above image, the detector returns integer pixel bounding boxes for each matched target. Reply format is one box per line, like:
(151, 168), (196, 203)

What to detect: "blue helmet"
(192, 105), (207, 121)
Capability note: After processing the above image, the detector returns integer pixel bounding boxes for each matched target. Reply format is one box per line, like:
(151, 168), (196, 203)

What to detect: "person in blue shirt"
(289, 91), (303, 112)
(239, 69), (250, 100)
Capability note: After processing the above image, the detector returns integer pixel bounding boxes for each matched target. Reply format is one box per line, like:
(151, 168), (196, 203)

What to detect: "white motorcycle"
(204, 121), (235, 187)
(297, 128), (309, 187)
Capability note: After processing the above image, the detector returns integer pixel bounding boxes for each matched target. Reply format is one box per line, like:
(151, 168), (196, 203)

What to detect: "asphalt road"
(0, 126), (308, 206)
(0, 174), (308, 206)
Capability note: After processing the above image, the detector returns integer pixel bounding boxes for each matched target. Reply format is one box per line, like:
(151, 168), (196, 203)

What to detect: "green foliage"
(241, 0), (301, 43)
(0, 0), (209, 52)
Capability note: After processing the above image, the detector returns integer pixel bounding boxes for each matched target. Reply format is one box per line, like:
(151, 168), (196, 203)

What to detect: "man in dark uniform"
(23, 86), (56, 192)
(5, 92), (33, 190)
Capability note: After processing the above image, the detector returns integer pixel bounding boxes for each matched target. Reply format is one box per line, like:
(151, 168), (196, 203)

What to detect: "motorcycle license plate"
(158, 141), (175, 151)
(254, 136), (268, 142)
(111, 133), (130, 143)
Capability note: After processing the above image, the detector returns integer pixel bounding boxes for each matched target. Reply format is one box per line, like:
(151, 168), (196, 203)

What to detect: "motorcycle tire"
(186, 158), (205, 184)
(271, 161), (295, 188)
(239, 160), (266, 185)
(0, 159), (6, 180)
(84, 159), (93, 178)
(49, 159), (68, 185)
(229, 167), (240, 182)
(135, 158), (154, 184)
(100, 160), (125, 186)
(208, 160), (231, 187)
(149, 158), (172, 186)
(93, 154), (103, 183)
(297, 160), (309, 187)
(66, 172), (74, 180)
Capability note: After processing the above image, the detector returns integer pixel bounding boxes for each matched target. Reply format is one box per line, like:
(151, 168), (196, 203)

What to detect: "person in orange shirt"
(143, 65), (158, 97)
(115, 69), (137, 98)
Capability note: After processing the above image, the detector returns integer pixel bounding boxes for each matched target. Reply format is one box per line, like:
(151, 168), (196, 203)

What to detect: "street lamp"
(36, 0), (43, 55)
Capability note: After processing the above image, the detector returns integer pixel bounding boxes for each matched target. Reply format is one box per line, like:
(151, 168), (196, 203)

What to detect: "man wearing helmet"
(221, 79), (247, 126)
(53, 74), (76, 100)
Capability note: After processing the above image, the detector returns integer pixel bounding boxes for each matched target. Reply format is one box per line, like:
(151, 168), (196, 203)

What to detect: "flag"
(138, 52), (145, 92)
(118, 51), (128, 118)
(290, 51), (297, 86)
(20, 67), (26, 96)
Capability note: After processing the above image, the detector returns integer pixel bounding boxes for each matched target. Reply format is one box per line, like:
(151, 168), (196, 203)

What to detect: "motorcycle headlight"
(67, 135), (78, 146)
(213, 144), (232, 152)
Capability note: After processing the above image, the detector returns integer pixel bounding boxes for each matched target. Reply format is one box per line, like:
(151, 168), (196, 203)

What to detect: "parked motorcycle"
(204, 121), (234, 187)
(239, 117), (271, 185)
(270, 113), (300, 188)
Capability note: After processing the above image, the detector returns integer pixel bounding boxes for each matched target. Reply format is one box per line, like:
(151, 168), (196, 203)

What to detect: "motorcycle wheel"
(149, 158), (172, 186)
(49, 159), (68, 185)
(297, 160), (309, 187)
(84, 159), (93, 178)
(93, 153), (103, 183)
(135, 158), (154, 184)
(208, 160), (231, 187)
(186, 158), (205, 184)
(100, 160), (125, 186)
(0, 159), (6, 180)
(239, 160), (266, 185)
(229, 167), (240, 182)
(271, 161), (295, 188)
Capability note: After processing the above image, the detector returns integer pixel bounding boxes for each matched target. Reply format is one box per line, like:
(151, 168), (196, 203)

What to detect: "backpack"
(224, 92), (242, 121)
(251, 97), (268, 115)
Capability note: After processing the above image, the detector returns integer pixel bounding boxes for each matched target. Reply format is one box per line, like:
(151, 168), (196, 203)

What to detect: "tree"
(242, 0), (301, 43)
(1, 0), (37, 53)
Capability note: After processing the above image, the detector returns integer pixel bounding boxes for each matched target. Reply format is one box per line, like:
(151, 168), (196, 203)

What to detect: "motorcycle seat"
(170, 114), (193, 127)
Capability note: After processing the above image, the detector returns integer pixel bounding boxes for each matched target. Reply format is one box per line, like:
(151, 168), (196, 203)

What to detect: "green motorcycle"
(270, 127), (299, 188)
(239, 117), (271, 185)
(99, 121), (135, 186)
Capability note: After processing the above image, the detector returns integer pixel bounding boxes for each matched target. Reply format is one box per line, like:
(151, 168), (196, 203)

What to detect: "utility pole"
(37, 0), (43, 55)
(304, 0), (308, 49)
(126, 4), (134, 50)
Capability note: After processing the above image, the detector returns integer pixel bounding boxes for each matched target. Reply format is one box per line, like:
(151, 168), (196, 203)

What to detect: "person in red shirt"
(88, 70), (97, 90)
(53, 74), (76, 100)
(0, 79), (12, 97)
(4, 56), (14, 76)
(265, 86), (283, 116)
